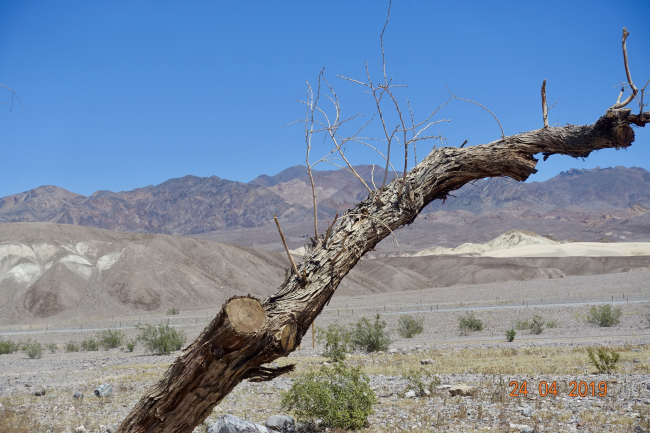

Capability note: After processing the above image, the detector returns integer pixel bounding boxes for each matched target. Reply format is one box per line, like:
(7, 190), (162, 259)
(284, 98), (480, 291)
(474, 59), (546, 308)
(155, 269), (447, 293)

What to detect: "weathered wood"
(224, 297), (265, 334)
(117, 108), (648, 433)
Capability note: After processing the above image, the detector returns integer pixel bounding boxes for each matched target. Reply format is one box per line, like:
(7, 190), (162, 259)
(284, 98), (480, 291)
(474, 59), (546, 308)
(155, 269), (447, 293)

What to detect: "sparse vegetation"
(65, 341), (80, 352)
(167, 307), (180, 316)
(513, 319), (530, 331)
(46, 343), (57, 353)
(458, 312), (483, 336)
(586, 304), (622, 327)
(22, 339), (43, 359)
(505, 329), (516, 342)
(81, 338), (99, 351)
(316, 323), (351, 362)
(281, 362), (376, 430)
(529, 315), (545, 335)
(515, 316), (557, 334)
(0, 338), (20, 355)
(126, 339), (137, 352)
(545, 319), (559, 328)
(136, 323), (186, 355)
(396, 314), (424, 339)
(351, 314), (391, 353)
(98, 329), (125, 350)
(587, 347), (620, 374)
(401, 367), (440, 396)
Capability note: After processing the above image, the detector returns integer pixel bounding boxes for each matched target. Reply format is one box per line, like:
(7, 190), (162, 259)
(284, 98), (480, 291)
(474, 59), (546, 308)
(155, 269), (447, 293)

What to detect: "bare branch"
(615, 86), (625, 105)
(323, 212), (339, 248)
(407, 99), (417, 166)
(0, 84), (26, 111)
(541, 80), (549, 128)
(460, 140), (468, 148)
(305, 73), (323, 240)
(370, 164), (378, 190)
(448, 86), (504, 139)
(273, 214), (300, 279)
(610, 27), (638, 110)
(320, 74), (381, 202)
(380, 0), (392, 87)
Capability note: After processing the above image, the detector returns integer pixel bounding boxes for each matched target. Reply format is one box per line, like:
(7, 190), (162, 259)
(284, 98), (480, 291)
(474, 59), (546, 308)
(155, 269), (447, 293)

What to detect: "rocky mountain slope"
(0, 223), (397, 323)
(1, 166), (649, 251)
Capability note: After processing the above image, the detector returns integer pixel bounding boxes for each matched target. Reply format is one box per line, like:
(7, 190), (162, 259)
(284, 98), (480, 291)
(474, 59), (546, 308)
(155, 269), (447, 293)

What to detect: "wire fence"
(1, 290), (648, 337)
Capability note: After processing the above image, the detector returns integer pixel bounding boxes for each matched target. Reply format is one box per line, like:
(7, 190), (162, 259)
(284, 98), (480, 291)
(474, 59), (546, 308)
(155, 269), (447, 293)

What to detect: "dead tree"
(117, 28), (649, 433)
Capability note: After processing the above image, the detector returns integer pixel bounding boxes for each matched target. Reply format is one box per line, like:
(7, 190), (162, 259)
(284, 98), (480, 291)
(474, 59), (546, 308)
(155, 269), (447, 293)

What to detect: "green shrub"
(0, 338), (20, 355)
(281, 362), (376, 430)
(513, 319), (530, 330)
(136, 323), (186, 355)
(65, 341), (80, 352)
(46, 343), (58, 353)
(351, 314), (391, 353)
(22, 339), (43, 359)
(167, 307), (180, 316)
(587, 347), (620, 374)
(98, 329), (125, 350)
(529, 315), (545, 335)
(396, 314), (424, 339)
(401, 367), (440, 396)
(545, 320), (559, 329)
(316, 323), (351, 362)
(126, 339), (137, 352)
(586, 304), (622, 327)
(505, 329), (516, 342)
(81, 338), (99, 351)
(458, 312), (483, 336)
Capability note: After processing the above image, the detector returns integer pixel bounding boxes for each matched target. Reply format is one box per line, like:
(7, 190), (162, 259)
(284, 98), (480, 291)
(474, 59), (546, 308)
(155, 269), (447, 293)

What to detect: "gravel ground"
(3, 271), (650, 432)
(3, 336), (650, 432)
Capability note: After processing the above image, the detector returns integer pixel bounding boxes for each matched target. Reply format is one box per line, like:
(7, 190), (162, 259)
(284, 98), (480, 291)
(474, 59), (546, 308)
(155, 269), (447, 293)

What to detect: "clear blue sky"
(2, 0), (649, 198)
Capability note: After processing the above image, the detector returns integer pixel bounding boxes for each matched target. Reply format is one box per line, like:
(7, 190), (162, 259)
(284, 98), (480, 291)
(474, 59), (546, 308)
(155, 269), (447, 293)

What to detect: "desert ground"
(3, 268), (650, 432)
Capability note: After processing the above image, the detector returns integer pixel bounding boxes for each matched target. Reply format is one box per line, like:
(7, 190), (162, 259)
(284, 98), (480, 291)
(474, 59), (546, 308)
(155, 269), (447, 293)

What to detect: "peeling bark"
(118, 108), (648, 433)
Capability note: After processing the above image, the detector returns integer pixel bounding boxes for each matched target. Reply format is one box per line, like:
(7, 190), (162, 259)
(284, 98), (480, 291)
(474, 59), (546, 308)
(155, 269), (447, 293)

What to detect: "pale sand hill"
(484, 242), (650, 258)
(413, 230), (556, 256)
(414, 230), (650, 258)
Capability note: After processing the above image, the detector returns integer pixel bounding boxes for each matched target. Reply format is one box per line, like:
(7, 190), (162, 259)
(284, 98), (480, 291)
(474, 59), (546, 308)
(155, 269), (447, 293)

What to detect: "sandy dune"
(415, 230), (650, 258)
(484, 242), (650, 257)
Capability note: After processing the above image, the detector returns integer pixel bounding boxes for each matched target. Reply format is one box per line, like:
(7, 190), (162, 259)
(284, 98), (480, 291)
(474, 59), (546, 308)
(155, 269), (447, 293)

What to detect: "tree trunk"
(118, 108), (648, 433)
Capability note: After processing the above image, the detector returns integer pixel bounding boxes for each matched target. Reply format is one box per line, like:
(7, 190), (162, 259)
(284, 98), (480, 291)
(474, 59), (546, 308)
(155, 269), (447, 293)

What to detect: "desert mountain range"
(1, 165), (650, 254)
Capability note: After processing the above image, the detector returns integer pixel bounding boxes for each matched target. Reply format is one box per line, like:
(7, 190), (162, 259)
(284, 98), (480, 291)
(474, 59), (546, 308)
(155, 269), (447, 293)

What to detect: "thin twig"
(638, 79), (650, 114)
(616, 87), (625, 105)
(460, 140), (468, 148)
(0, 84), (26, 111)
(407, 99), (417, 166)
(320, 75), (381, 202)
(448, 86), (504, 139)
(323, 212), (339, 248)
(305, 70), (325, 240)
(610, 28), (638, 110)
(380, 0), (392, 92)
(274, 214), (300, 278)
(541, 80), (549, 128)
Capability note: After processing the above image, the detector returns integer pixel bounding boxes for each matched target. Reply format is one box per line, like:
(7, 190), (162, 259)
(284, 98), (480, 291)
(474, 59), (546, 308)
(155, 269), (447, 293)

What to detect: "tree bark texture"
(118, 108), (648, 433)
